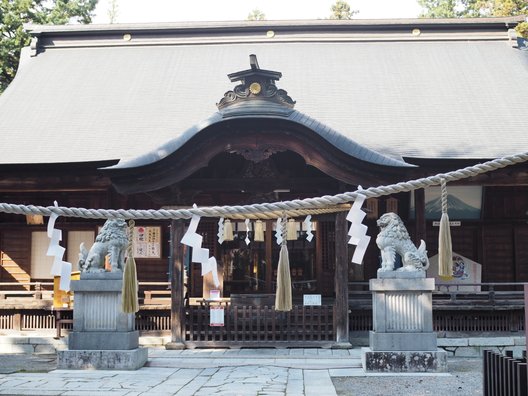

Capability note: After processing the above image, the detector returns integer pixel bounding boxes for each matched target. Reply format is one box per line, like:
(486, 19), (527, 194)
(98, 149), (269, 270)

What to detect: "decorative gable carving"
(217, 54), (296, 110)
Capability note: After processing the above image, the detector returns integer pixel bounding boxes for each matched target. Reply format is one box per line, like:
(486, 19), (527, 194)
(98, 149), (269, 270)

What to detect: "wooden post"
(166, 219), (185, 349)
(414, 188), (426, 245)
(265, 220), (273, 293)
(525, 284), (527, 384)
(334, 211), (350, 346)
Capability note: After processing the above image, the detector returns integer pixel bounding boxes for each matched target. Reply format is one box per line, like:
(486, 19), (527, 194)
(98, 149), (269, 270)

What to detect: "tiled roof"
(0, 18), (526, 165)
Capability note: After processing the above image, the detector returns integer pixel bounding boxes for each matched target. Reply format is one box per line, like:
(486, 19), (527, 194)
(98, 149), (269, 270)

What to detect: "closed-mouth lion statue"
(79, 219), (128, 272)
(376, 212), (430, 272)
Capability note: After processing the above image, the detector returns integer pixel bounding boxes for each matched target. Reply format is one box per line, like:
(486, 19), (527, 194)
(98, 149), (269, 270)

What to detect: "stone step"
(146, 357), (363, 369)
(146, 349), (363, 369)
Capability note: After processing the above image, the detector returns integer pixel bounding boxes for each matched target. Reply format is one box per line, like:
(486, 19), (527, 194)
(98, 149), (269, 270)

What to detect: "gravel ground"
(332, 358), (483, 396)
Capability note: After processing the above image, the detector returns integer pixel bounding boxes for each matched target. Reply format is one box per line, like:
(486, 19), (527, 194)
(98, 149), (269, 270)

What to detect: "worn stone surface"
(57, 347), (148, 370)
(362, 347), (448, 373)
(469, 337), (514, 346)
(69, 330), (139, 350)
(377, 271), (425, 279)
(437, 337), (468, 347)
(453, 346), (481, 357)
(370, 331), (437, 351)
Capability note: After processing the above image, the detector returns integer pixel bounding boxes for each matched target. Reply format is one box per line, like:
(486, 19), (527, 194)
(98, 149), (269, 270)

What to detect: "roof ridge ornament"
(217, 54), (296, 111)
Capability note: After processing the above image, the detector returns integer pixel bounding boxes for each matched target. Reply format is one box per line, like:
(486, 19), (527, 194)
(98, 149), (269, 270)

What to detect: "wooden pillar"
(414, 188), (426, 245)
(265, 220), (273, 293)
(166, 219), (185, 349)
(525, 285), (528, 366)
(334, 211), (350, 346)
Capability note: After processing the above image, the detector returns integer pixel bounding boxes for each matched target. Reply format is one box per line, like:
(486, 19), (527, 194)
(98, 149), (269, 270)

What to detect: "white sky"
(92, 0), (423, 24)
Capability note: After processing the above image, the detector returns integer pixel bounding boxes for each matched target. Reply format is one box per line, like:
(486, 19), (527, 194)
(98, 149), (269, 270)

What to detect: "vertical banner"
(210, 306), (225, 327)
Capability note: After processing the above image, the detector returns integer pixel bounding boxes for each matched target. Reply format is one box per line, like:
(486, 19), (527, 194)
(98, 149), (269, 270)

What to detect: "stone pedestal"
(362, 272), (447, 372)
(58, 272), (147, 370)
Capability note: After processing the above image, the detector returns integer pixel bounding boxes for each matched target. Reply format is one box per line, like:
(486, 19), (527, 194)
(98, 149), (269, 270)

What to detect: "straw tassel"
(438, 179), (453, 280)
(275, 217), (292, 312)
(122, 220), (139, 313)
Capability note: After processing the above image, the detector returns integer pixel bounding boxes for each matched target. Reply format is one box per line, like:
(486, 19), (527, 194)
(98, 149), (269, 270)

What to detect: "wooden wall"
(0, 229), (31, 286)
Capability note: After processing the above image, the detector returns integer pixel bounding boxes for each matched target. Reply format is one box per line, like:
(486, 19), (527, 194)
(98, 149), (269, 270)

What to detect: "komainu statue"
(376, 212), (430, 272)
(79, 219), (128, 272)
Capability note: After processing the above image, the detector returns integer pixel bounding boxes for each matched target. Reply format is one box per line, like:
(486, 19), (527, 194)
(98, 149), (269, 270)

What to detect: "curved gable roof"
(108, 108), (412, 170)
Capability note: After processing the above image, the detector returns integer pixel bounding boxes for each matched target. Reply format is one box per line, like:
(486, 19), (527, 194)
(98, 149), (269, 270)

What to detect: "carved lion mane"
(79, 219), (128, 273)
(376, 212), (430, 272)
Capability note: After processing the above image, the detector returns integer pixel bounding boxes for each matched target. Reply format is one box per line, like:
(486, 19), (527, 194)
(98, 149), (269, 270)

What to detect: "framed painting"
(410, 186), (482, 220)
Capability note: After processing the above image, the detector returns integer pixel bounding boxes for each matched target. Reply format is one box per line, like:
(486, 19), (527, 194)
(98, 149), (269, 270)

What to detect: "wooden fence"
(483, 350), (527, 396)
(184, 304), (335, 347)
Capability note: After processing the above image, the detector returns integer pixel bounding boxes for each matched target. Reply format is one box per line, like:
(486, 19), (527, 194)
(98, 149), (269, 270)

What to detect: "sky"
(92, 0), (423, 24)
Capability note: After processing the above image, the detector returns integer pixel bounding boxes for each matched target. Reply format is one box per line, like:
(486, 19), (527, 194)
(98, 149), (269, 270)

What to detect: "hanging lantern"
(254, 220), (265, 242)
(286, 219), (297, 240)
(223, 219), (234, 241)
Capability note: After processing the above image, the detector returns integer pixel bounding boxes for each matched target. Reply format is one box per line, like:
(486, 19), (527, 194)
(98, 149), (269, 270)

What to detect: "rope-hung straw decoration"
(275, 216), (292, 312)
(438, 179), (453, 280)
(122, 220), (139, 313)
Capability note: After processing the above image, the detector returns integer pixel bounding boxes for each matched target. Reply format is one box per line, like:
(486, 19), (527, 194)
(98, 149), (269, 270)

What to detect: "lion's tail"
(418, 240), (430, 270)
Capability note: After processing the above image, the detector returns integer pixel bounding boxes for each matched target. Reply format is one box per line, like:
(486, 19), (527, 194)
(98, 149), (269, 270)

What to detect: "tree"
(330, 0), (359, 20)
(418, 0), (528, 18)
(0, 0), (98, 93)
(247, 9), (266, 21)
(107, 0), (119, 24)
(417, 0), (460, 17)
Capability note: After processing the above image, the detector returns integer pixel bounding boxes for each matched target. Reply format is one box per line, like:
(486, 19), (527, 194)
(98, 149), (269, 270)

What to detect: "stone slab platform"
(361, 347), (448, 373)
(57, 347), (148, 370)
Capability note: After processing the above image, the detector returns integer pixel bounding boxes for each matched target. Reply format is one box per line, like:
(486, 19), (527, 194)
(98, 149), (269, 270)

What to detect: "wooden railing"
(0, 282), (54, 300)
(348, 282), (527, 308)
(0, 282), (525, 339)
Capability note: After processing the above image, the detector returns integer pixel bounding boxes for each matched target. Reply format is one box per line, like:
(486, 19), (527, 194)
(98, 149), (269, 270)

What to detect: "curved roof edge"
(105, 108), (413, 171)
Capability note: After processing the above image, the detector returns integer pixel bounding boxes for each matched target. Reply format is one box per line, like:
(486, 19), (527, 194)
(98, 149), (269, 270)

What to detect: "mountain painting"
(410, 186), (482, 220)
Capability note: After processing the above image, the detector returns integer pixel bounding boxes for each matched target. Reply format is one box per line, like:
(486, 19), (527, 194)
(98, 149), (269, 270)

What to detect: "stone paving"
(0, 348), (456, 396)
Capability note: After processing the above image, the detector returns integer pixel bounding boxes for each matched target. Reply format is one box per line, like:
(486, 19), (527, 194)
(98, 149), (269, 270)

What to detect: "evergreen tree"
(247, 9), (266, 21)
(0, 0), (98, 93)
(330, 0), (359, 19)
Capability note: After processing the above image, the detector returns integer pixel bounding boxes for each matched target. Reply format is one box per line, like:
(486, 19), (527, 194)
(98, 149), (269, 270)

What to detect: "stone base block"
(362, 347), (448, 373)
(370, 331), (437, 351)
(165, 342), (185, 350)
(57, 347), (148, 370)
(69, 331), (139, 350)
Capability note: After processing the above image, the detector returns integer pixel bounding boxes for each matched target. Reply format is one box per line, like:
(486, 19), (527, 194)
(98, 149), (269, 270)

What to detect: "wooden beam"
(334, 211), (350, 346)
(166, 219), (185, 349)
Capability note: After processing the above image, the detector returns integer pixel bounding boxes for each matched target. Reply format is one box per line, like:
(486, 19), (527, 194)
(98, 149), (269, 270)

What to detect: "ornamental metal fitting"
(217, 54), (296, 110)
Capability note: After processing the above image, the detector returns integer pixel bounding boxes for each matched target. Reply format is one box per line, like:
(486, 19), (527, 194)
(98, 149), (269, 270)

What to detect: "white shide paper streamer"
(217, 218), (225, 244)
(303, 215), (314, 242)
(346, 191), (371, 264)
(46, 201), (73, 291)
(180, 211), (220, 287)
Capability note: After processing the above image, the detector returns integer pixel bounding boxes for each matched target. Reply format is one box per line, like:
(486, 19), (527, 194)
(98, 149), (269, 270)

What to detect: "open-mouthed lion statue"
(376, 212), (430, 272)
(79, 219), (128, 272)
